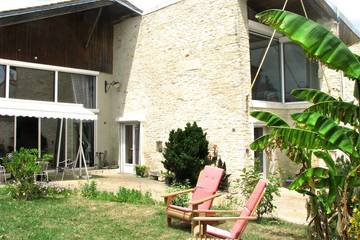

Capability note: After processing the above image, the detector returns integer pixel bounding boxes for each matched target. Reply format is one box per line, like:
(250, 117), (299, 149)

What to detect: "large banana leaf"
(291, 89), (336, 104)
(256, 10), (360, 81)
(250, 134), (272, 151)
(289, 167), (335, 212)
(251, 111), (289, 127)
(306, 101), (360, 127)
(289, 167), (328, 190)
(292, 112), (359, 157)
(271, 127), (329, 150)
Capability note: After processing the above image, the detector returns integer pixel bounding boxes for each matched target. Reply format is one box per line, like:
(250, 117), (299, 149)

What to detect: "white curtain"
(71, 74), (94, 108)
(71, 74), (94, 165)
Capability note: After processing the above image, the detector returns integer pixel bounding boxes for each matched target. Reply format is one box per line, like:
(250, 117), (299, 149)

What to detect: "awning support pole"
(56, 119), (63, 172)
(74, 120), (89, 180)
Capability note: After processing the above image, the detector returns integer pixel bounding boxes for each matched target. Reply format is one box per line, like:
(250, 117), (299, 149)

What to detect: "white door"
(120, 123), (140, 173)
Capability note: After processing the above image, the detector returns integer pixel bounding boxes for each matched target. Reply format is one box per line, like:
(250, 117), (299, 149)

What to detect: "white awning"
(0, 98), (97, 121)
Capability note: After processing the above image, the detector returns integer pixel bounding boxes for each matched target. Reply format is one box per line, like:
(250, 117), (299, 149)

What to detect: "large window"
(250, 33), (319, 103)
(0, 116), (95, 167)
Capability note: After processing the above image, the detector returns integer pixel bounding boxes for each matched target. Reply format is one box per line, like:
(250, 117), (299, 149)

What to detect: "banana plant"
(252, 10), (360, 239)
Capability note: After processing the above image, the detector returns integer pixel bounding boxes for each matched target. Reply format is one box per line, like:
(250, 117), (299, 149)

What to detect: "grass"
(0, 186), (308, 240)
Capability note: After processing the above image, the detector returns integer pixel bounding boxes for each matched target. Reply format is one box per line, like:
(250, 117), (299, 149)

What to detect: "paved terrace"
(50, 169), (308, 225)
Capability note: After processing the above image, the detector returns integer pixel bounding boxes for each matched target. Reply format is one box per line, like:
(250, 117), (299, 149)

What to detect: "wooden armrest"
(190, 193), (222, 206)
(193, 208), (244, 214)
(162, 188), (195, 198)
(193, 216), (257, 222)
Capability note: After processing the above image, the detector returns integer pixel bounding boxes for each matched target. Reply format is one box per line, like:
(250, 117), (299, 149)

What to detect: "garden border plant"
(3, 148), (52, 200)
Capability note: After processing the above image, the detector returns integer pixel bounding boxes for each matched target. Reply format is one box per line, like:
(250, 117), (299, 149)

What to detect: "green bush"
(167, 181), (191, 207)
(162, 122), (211, 185)
(80, 181), (155, 205)
(239, 168), (280, 220)
(116, 187), (154, 205)
(135, 165), (149, 178)
(3, 148), (51, 200)
(81, 180), (98, 199)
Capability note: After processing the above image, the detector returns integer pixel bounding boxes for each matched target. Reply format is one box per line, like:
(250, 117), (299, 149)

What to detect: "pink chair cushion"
(189, 188), (213, 210)
(168, 205), (192, 212)
(230, 179), (267, 239)
(206, 225), (232, 239)
(196, 166), (224, 193)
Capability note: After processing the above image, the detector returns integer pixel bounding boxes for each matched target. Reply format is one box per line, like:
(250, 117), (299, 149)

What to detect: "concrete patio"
(50, 169), (308, 225)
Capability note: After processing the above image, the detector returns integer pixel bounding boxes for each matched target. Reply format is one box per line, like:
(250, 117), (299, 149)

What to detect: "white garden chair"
(0, 164), (7, 183)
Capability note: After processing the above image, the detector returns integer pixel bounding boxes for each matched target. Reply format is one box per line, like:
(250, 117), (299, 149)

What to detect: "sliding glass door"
(0, 116), (95, 167)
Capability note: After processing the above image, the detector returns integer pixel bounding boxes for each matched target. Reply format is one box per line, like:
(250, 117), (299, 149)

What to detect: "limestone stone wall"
(112, 0), (253, 174)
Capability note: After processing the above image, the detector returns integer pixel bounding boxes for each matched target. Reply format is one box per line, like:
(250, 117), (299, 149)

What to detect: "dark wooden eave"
(248, 0), (360, 46)
(0, 0), (142, 28)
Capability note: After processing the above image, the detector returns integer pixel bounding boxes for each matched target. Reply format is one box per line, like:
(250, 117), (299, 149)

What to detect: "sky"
(329, 0), (360, 32)
(0, 0), (359, 32)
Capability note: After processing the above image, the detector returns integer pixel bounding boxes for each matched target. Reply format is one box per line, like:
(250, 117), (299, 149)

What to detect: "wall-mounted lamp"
(105, 80), (121, 93)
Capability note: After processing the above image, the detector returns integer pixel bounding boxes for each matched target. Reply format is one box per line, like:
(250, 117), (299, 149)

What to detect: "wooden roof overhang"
(248, 0), (360, 46)
(0, 0), (142, 28)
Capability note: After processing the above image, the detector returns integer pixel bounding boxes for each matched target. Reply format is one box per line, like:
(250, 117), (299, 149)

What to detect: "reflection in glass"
(58, 72), (96, 108)
(9, 67), (54, 101)
(67, 119), (94, 167)
(0, 116), (14, 159)
(0, 65), (5, 98)
(41, 118), (59, 167)
(16, 117), (38, 150)
(125, 125), (133, 164)
(134, 125), (140, 165)
(250, 33), (282, 102)
(284, 43), (319, 102)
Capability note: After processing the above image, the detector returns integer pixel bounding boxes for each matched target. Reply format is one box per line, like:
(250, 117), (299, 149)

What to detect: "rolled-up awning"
(0, 98), (97, 120)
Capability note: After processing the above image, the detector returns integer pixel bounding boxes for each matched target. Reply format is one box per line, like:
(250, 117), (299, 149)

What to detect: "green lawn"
(0, 187), (307, 240)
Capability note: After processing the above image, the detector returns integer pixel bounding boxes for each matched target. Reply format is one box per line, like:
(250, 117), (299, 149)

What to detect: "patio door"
(120, 123), (140, 173)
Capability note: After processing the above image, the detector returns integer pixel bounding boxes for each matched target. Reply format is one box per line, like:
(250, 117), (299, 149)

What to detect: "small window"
(58, 72), (96, 109)
(0, 65), (5, 97)
(9, 67), (55, 101)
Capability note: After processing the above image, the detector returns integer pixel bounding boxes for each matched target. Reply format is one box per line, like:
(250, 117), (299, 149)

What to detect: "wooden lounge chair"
(192, 179), (267, 239)
(163, 166), (224, 228)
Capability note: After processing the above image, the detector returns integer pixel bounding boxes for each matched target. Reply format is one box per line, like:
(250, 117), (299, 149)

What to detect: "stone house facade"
(0, 0), (358, 179)
(96, 0), (358, 178)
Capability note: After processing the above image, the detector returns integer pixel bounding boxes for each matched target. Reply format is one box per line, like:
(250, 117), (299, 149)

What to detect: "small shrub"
(3, 148), (51, 200)
(162, 122), (211, 185)
(116, 187), (154, 205)
(349, 207), (360, 239)
(167, 181), (191, 207)
(135, 165), (149, 178)
(239, 167), (280, 219)
(80, 181), (155, 205)
(81, 181), (98, 199)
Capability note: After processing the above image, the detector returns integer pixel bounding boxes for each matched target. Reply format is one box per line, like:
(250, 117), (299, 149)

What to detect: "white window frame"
(118, 121), (143, 174)
(0, 58), (99, 165)
(0, 58), (99, 111)
(249, 20), (319, 107)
